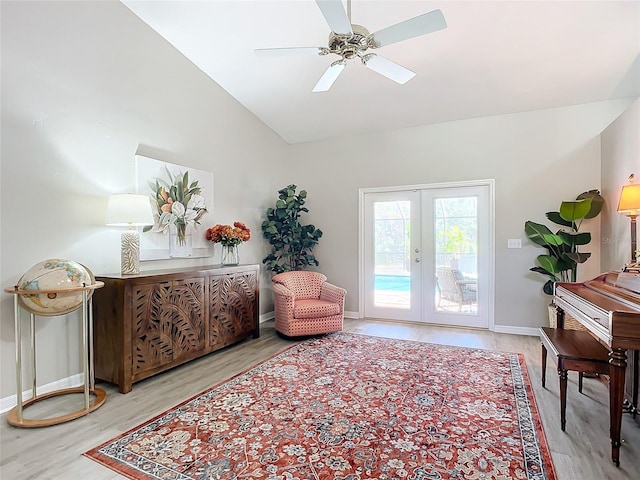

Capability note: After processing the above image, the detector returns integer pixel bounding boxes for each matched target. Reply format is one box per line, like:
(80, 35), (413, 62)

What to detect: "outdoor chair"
(272, 271), (347, 337)
(435, 267), (477, 311)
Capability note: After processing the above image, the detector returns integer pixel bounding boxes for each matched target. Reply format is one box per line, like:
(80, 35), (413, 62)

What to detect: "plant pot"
(548, 303), (587, 331)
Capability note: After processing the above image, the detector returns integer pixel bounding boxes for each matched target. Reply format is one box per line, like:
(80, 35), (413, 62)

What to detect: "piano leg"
(559, 368), (568, 431)
(541, 342), (547, 388)
(609, 348), (627, 467)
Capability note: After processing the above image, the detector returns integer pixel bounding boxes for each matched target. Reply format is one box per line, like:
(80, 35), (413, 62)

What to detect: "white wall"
(601, 98), (640, 271)
(288, 99), (634, 329)
(0, 1), (287, 400)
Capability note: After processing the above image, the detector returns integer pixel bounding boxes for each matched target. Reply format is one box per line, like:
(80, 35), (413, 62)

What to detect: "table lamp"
(617, 173), (640, 265)
(106, 194), (154, 274)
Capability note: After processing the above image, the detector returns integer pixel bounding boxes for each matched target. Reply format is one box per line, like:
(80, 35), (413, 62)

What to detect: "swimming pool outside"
(375, 274), (410, 292)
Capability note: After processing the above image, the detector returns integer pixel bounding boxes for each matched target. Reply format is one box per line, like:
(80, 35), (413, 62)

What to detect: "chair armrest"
(273, 282), (295, 320)
(320, 282), (347, 306)
(455, 280), (477, 300)
(456, 280), (476, 291)
(273, 282), (294, 299)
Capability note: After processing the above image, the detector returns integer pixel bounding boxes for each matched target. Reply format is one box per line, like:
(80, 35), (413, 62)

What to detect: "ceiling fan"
(255, 0), (447, 92)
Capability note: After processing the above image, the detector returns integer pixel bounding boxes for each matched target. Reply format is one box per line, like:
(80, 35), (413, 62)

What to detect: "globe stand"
(4, 282), (106, 428)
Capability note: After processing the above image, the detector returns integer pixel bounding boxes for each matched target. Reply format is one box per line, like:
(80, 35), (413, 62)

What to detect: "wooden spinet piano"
(554, 271), (640, 467)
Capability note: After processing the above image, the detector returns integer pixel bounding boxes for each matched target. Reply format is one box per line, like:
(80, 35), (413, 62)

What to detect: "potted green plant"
(524, 190), (603, 294)
(262, 185), (323, 274)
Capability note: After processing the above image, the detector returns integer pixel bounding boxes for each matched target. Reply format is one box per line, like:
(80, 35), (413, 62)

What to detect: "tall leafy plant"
(262, 185), (323, 274)
(524, 190), (603, 294)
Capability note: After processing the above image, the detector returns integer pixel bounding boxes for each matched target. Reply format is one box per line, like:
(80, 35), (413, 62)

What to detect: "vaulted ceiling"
(122, 1), (640, 144)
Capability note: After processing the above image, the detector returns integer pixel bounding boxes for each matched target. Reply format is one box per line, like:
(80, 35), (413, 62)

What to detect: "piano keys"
(554, 271), (640, 467)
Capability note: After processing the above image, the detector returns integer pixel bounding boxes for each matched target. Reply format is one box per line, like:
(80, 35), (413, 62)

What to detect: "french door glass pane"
(434, 196), (478, 314)
(374, 201), (410, 309)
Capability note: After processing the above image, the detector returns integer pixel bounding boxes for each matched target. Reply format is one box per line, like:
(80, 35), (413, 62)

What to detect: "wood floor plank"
(1, 319), (638, 479)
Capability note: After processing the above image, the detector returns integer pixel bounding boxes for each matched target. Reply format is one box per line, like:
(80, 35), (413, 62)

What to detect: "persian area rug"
(85, 333), (557, 480)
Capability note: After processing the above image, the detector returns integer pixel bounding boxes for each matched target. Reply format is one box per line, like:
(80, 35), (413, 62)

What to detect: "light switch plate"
(507, 239), (522, 249)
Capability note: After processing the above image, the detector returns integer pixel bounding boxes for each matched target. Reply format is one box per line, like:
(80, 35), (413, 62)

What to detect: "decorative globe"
(17, 259), (94, 316)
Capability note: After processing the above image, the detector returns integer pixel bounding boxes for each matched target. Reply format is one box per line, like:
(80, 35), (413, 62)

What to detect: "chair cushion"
(294, 299), (341, 319)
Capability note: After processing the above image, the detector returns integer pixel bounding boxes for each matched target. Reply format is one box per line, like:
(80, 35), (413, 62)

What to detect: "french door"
(361, 182), (492, 328)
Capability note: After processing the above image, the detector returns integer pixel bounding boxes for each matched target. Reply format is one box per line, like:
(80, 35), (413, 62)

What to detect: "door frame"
(358, 179), (495, 330)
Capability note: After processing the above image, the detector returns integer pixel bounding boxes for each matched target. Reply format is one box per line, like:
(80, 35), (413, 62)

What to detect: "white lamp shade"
(106, 194), (154, 226)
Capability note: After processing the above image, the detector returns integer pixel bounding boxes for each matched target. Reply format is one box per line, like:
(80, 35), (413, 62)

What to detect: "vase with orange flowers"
(205, 222), (251, 265)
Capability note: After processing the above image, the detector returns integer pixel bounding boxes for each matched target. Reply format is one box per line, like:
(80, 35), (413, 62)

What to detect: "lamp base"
(121, 230), (140, 275)
(630, 215), (637, 264)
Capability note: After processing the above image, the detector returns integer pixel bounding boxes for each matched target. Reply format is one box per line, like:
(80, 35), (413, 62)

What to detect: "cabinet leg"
(119, 380), (133, 394)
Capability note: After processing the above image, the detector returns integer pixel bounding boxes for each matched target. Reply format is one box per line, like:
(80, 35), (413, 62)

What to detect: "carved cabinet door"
(132, 282), (174, 375)
(209, 271), (257, 348)
(132, 277), (206, 375)
(171, 276), (206, 361)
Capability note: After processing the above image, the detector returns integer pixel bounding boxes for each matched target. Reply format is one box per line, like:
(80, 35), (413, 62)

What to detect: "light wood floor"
(1, 319), (638, 479)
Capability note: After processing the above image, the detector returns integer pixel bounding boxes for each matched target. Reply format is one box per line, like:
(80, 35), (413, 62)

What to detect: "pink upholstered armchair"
(272, 271), (347, 337)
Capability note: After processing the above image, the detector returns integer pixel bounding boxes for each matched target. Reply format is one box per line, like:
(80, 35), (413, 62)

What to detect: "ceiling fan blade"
(368, 9), (447, 48)
(315, 0), (353, 36)
(255, 47), (326, 57)
(312, 61), (346, 92)
(363, 54), (415, 84)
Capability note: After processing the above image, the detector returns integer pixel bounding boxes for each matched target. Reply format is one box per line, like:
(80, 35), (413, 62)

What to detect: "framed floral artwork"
(135, 155), (214, 260)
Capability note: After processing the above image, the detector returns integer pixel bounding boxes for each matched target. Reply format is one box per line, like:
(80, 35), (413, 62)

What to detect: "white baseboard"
(259, 312), (275, 323)
(0, 373), (84, 414)
(341, 315), (539, 336)
(340, 315), (539, 337)
(492, 325), (539, 337)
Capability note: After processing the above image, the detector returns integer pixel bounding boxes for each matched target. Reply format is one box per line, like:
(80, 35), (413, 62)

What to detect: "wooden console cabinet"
(93, 264), (259, 393)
